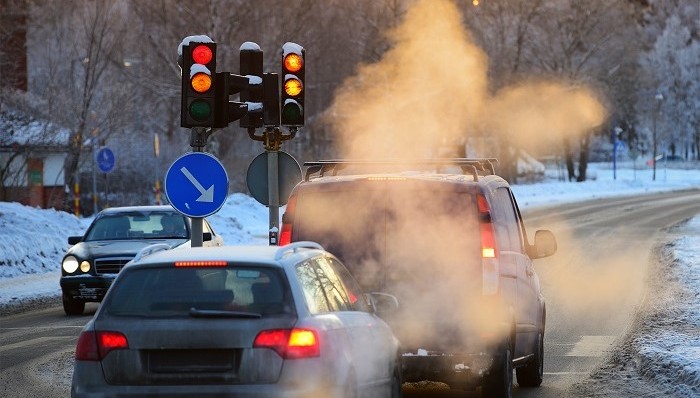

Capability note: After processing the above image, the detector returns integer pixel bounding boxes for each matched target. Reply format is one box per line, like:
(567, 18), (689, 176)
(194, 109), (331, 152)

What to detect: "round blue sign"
(165, 152), (229, 218)
(96, 147), (115, 173)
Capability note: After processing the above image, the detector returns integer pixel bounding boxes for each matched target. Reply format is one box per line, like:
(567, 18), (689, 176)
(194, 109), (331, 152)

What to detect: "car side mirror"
(68, 236), (82, 245)
(203, 232), (212, 242)
(530, 230), (557, 259)
(366, 292), (399, 315)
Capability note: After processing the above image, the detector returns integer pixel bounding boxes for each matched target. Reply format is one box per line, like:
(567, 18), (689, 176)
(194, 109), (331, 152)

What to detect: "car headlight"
(62, 256), (79, 273)
(80, 261), (91, 273)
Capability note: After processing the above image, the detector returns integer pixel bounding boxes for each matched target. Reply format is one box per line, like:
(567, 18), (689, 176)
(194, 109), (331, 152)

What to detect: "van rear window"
(292, 188), (480, 291)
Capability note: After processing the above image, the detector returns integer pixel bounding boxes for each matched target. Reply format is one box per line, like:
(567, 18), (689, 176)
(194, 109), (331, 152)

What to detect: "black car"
(279, 159), (557, 398)
(60, 205), (223, 315)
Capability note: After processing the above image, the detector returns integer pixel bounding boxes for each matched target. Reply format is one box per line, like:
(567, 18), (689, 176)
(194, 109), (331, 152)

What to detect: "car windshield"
(84, 212), (188, 241)
(104, 265), (293, 318)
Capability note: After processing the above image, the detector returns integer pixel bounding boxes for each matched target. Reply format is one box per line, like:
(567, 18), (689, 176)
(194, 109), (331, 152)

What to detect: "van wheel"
(62, 294), (85, 315)
(390, 361), (403, 398)
(517, 331), (544, 387)
(342, 369), (357, 398)
(482, 337), (513, 398)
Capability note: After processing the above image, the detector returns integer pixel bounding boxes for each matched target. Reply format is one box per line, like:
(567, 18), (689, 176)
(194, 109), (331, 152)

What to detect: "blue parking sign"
(165, 152), (229, 218)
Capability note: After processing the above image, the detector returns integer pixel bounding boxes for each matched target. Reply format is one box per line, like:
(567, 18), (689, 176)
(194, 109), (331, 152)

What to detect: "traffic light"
(239, 43), (263, 128)
(180, 38), (217, 128)
(281, 42), (305, 126)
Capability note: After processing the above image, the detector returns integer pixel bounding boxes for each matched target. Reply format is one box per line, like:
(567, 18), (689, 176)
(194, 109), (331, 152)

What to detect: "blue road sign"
(96, 147), (115, 173)
(165, 152), (229, 218)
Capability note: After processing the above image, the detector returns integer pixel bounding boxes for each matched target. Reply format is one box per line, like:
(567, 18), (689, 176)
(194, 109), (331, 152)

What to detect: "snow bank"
(0, 202), (85, 278)
(635, 216), (700, 396)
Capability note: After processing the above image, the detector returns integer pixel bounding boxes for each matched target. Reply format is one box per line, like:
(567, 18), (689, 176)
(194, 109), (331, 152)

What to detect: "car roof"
(98, 205), (179, 215)
(130, 243), (327, 269)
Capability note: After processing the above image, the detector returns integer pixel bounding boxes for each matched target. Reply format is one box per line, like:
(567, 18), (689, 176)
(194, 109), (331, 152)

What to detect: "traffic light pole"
(249, 127), (296, 245)
(189, 127), (212, 247)
(268, 148), (279, 245)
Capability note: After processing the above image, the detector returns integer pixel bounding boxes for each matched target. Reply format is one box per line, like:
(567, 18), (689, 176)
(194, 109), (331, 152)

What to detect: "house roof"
(1, 107), (71, 151)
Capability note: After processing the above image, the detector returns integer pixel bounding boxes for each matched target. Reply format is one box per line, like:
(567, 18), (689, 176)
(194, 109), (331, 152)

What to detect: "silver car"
(71, 242), (402, 398)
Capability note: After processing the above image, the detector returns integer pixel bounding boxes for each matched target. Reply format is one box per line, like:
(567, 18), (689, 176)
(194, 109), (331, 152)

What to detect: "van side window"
(494, 187), (524, 253)
(295, 261), (330, 314)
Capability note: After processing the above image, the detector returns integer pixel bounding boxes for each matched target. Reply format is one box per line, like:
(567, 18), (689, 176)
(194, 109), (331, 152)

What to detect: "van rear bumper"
(401, 351), (495, 388)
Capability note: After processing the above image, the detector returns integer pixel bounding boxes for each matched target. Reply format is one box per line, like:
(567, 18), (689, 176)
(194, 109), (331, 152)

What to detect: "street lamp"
(652, 92), (663, 181)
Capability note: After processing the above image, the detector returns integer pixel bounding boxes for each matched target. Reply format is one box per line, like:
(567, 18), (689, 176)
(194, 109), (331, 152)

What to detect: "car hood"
(66, 239), (188, 259)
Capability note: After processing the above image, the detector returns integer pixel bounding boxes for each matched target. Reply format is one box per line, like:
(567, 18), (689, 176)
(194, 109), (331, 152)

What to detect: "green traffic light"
(189, 100), (211, 121)
(282, 102), (303, 125)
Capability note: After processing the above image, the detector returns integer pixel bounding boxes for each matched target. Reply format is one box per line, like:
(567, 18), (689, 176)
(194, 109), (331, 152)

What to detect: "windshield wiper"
(189, 308), (262, 319)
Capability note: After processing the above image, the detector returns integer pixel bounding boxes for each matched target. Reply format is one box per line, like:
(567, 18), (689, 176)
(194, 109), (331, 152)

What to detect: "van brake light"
(478, 193), (499, 295)
(279, 194), (297, 246)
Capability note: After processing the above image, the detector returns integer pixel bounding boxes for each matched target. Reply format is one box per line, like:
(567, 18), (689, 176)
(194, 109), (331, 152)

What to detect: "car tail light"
(477, 193), (499, 295)
(279, 194), (297, 246)
(253, 328), (320, 359)
(75, 331), (129, 361)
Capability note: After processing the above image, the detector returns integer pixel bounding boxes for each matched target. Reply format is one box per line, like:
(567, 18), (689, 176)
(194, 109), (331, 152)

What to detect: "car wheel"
(516, 331), (544, 387)
(482, 337), (513, 398)
(62, 294), (85, 315)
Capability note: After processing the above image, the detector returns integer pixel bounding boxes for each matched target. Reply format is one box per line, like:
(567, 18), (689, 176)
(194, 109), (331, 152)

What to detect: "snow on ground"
(0, 161), (698, 389)
(634, 216), (700, 396)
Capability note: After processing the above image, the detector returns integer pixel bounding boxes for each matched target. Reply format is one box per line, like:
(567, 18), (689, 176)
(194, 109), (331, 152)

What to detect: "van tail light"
(75, 331), (129, 361)
(254, 328), (320, 359)
(478, 193), (499, 295)
(279, 194), (297, 246)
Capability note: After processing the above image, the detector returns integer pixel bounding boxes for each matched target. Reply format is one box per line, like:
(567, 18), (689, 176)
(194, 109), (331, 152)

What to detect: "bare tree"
(28, 0), (130, 209)
(524, 0), (635, 181)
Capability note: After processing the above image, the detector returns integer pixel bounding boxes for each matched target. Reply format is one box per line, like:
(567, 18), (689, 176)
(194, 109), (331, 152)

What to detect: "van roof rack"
(303, 158), (498, 182)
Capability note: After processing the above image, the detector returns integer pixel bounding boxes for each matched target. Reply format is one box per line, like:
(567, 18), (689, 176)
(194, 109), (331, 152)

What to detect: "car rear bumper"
(61, 275), (115, 302)
(72, 384), (335, 398)
(72, 359), (347, 398)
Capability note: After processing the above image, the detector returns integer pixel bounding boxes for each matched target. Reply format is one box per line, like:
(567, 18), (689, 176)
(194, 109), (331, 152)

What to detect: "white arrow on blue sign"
(96, 147), (115, 173)
(165, 152), (229, 218)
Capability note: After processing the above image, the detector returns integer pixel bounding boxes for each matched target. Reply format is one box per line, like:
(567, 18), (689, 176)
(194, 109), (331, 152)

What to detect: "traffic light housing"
(281, 42), (305, 126)
(239, 43), (264, 128)
(180, 39), (217, 128)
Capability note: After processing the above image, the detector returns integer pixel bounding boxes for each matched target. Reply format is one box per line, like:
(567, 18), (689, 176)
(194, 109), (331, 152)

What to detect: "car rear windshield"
(293, 186), (481, 291)
(104, 265), (293, 318)
(84, 212), (188, 241)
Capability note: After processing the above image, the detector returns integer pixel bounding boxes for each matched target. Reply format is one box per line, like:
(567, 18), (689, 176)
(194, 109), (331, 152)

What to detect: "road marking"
(564, 335), (616, 357)
(0, 336), (74, 355)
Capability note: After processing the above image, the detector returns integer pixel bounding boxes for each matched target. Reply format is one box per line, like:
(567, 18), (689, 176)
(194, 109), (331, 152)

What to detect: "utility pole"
(652, 92), (663, 181)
